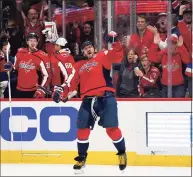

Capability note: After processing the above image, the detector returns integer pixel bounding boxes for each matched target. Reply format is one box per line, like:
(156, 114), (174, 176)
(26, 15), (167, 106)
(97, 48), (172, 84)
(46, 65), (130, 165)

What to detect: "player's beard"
(87, 54), (93, 59)
(86, 51), (94, 59)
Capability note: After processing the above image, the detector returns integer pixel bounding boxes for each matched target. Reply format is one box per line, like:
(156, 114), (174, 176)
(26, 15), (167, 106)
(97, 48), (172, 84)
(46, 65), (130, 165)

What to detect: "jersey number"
(65, 63), (72, 68)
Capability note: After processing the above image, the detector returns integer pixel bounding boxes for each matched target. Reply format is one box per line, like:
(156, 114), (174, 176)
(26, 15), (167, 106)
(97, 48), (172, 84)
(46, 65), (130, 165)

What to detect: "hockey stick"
(37, 85), (77, 102)
(6, 42), (13, 141)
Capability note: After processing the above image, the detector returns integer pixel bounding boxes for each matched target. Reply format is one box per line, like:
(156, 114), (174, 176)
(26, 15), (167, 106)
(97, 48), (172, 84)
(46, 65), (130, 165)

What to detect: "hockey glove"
(52, 85), (64, 103)
(107, 31), (118, 43)
(4, 62), (13, 72)
(34, 88), (46, 98)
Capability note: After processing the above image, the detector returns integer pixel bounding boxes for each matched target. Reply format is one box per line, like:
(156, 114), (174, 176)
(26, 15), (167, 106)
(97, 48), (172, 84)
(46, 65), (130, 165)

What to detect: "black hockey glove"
(4, 62), (13, 72)
(107, 31), (118, 43)
(52, 85), (64, 103)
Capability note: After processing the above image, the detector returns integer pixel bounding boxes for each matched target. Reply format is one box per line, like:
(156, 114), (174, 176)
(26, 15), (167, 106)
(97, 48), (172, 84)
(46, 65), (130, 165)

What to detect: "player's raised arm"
(107, 31), (123, 60)
(102, 31), (124, 70)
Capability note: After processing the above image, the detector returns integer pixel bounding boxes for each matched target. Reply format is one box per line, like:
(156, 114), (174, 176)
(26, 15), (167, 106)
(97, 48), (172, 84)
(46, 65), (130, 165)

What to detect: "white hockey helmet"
(55, 37), (68, 47)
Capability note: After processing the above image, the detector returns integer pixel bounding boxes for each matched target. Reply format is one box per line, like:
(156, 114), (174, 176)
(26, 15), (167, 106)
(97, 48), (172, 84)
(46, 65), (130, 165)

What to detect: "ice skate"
(73, 155), (87, 174)
(117, 152), (127, 171)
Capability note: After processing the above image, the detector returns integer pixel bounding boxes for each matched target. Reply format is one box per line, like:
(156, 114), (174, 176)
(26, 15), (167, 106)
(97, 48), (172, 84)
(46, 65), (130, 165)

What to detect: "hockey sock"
(77, 142), (89, 157)
(106, 127), (126, 154)
(77, 128), (91, 157)
(113, 137), (126, 154)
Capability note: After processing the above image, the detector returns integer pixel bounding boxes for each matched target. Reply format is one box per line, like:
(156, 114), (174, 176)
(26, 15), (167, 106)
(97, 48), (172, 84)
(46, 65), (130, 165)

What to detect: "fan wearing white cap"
(50, 37), (75, 91)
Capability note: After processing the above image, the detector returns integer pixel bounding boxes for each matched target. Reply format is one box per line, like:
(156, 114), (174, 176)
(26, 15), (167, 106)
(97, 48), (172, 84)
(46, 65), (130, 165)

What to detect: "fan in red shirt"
(20, 6), (45, 49)
(148, 33), (191, 98)
(6, 33), (50, 98)
(178, 4), (192, 98)
(50, 37), (75, 90)
(52, 31), (127, 173)
(134, 55), (161, 98)
(128, 14), (154, 57)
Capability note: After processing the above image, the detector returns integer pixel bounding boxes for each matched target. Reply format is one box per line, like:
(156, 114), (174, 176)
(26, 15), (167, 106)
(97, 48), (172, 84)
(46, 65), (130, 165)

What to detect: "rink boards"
(0, 99), (192, 167)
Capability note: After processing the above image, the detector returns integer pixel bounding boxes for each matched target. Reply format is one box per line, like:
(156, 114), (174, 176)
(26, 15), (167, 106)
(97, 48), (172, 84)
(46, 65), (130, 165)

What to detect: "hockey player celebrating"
(52, 31), (127, 172)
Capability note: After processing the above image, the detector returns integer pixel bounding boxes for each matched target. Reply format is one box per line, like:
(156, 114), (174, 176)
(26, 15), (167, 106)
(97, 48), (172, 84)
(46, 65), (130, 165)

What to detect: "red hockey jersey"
(50, 49), (75, 88)
(15, 48), (50, 91)
(148, 43), (191, 86)
(138, 66), (160, 96)
(68, 41), (123, 98)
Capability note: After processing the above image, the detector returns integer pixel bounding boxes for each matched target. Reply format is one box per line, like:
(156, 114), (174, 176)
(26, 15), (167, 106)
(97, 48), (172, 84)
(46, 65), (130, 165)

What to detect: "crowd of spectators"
(0, 0), (192, 99)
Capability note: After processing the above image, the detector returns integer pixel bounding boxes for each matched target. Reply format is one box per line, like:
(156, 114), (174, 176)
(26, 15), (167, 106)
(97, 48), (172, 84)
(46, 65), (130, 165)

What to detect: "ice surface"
(1, 164), (191, 176)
